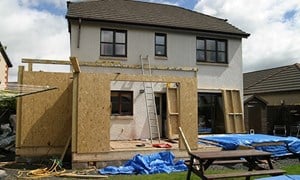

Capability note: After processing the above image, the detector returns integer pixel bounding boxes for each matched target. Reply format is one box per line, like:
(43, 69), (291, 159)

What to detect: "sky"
(0, 0), (299, 82)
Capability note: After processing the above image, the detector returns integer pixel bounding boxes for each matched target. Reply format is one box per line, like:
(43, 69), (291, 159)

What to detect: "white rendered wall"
(110, 81), (166, 140)
(70, 21), (243, 92)
(69, 21), (244, 140)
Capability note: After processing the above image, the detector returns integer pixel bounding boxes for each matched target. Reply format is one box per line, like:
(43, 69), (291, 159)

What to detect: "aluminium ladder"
(140, 55), (161, 143)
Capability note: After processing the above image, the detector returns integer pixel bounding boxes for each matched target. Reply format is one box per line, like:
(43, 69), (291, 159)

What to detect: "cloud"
(0, 0), (69, 81)
(195, 0), (300, 72)
(141, 0), (180, 6)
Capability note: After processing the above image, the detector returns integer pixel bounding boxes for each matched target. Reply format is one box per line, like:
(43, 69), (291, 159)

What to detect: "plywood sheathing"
(222, 89), (245, 133)
(16, 71), (73, 156)
(16, 66), (24, 148)
(76, 72), (198, 153)
(166, 86), (180, 139)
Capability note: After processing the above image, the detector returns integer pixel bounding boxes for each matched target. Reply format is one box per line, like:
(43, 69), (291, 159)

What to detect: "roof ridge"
(245, 65), (291, 90)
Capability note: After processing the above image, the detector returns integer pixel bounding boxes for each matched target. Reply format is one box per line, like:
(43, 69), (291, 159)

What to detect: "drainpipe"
(77, 18), (81, 48)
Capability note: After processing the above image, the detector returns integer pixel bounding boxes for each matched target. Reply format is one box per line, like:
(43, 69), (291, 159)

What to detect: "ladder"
(140, 55), (161, 143)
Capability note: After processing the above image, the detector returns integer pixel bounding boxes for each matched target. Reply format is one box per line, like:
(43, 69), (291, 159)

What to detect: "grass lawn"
(107, 164), (300, 180)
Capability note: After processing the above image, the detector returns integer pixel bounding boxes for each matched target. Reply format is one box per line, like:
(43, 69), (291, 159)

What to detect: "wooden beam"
(22, 58), (70, 65)
(72, 73), (79, 153)
(21, 58), (198, 72)
(16, 66), (24, 148)
(70, 57), (81, 73)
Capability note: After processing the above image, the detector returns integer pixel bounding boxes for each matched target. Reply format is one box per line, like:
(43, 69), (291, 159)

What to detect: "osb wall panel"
(77, 73), (111, 153)
(19, 72), (72, 149)
(167, 88), (179, 139)
(76, 73), (198, 153)
(178, 78), (198, 150)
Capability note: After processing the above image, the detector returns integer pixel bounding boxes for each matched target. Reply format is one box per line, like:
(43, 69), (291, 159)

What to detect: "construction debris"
(17, 159), (65, 179)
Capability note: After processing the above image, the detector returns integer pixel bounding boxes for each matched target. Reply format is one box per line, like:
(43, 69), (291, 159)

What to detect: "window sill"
(154, 56), (168, 60)
(196, 62), (228, 67)
(111, 115), (133, 120)
(99, 56), (127, 61)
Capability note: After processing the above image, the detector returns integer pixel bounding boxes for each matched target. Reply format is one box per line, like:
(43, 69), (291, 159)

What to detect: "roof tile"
(66, 0), (249, 37)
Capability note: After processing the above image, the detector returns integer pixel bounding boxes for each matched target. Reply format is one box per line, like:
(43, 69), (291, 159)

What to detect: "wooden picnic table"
(186, 149), (285, 180)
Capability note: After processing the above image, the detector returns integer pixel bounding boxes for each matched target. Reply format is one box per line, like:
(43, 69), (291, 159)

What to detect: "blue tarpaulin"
(199, 134), (300, 157)
(256, 175), (300, 180)
(99, 151), (187, 175)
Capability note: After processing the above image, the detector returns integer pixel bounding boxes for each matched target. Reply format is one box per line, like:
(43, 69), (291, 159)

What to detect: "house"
(0, 41), (12, 87)
(66, 0), (249, 135)
(16, 0), (249, 167)
(244, 63), (300, 135)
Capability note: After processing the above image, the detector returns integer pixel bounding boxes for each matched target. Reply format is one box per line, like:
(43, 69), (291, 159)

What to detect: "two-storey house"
(15, 0), (249, 167)
(0, 42), (12, 88)
(66, 0), (249, 140)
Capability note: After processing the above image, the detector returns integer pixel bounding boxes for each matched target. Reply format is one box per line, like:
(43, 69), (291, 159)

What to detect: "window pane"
(111, 92), (119, 114)
(112, 102), (119, 114)
(206, 40), (216, 50)
(121, 104), (132, 115)
(116, 32), (125, 43)
(121, 93), (132, 103)
(155, 35), (165, 45)
(217, 52), (226, 62)
(196, 50), (205, 61)
(101, 43), (113, 55)
(196, 39), (205, 49)
(115, 44), (125, 55)
(155, 45), (165, 55)
(121, 93), (132, 115)
(217, 41), (225, 51)
(101, 30), (113, 42)
(207, 51), (216, 62)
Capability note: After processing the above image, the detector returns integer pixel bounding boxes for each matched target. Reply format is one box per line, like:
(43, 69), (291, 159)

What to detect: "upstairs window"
(101, 29), (127, 57)
(196, 38), (227, 63)
(111, 91), (133, 116)
(155, 33), (167, 56)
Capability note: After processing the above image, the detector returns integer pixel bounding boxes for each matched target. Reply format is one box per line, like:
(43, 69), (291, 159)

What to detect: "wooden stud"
(72, 73), (79, 152)
(28, 63), (32, 72)
(16, 66), (24, 148)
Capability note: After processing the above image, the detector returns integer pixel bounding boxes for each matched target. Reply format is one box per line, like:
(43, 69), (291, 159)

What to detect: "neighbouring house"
(244, 63), (300, 136)
(16, 0), (249, 167)
(0, 41), (12, 87)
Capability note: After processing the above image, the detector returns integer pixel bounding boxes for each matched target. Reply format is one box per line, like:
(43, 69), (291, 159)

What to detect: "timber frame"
(16, 58), (198, 166)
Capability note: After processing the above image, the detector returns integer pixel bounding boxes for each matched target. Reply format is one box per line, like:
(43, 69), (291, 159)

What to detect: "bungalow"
(244, 63), (300, 136)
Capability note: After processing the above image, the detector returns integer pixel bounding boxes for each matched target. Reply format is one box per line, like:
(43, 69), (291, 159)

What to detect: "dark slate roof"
(66, 0), (249, 38)
(244, 63), (300, 95)
(0, 42), (12, 67)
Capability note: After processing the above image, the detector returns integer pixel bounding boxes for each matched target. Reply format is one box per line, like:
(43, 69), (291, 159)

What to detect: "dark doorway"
(155, 93), (167, 138)
(248, 103), (262, 133)
(198, 93), (224, 134)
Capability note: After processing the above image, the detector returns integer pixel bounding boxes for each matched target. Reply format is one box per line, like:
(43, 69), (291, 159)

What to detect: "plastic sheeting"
(199, 134), (300, 157)
(256, 175), (300, 180)
(99, 151), (187, 175)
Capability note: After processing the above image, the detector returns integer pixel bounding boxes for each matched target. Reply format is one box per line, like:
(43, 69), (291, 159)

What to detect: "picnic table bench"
(179, 127), (286, 180)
